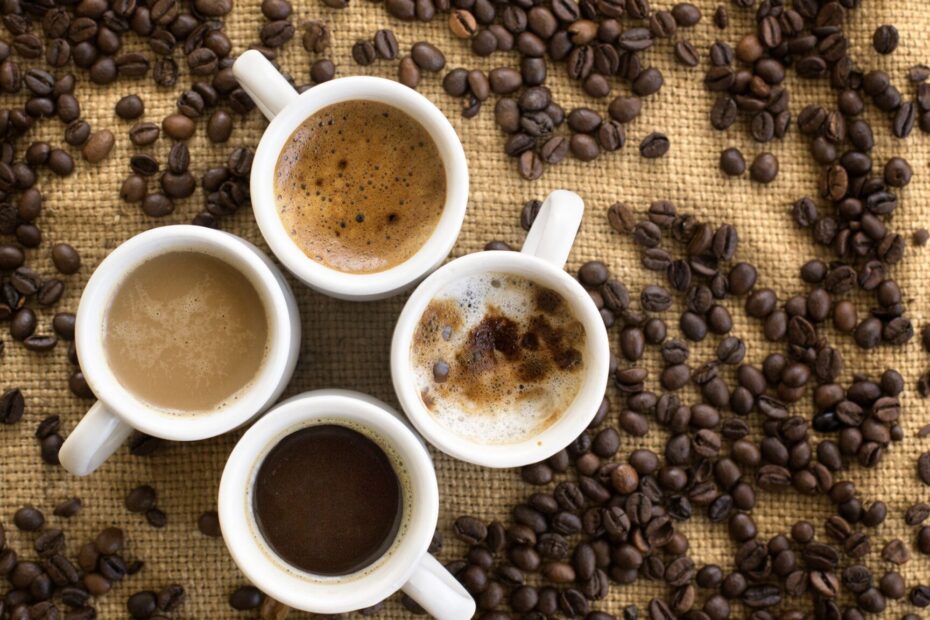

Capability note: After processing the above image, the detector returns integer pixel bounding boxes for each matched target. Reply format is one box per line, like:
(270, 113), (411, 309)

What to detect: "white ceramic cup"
(59, 225), (301, 477)
(232, 50), (469, 301)
(219, 389), (476, 619)
(391, 190), (611, 468)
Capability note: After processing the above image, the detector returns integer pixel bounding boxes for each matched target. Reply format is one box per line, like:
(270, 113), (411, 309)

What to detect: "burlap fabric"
(1, 0), (928, 616)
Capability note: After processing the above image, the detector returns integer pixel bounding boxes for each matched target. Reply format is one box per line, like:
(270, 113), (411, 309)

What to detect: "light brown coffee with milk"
(274, 100), (446, 274)
(104, 251), (269, 413)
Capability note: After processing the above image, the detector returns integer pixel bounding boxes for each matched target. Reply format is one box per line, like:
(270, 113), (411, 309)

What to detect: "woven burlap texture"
(0, 0), (928, 617)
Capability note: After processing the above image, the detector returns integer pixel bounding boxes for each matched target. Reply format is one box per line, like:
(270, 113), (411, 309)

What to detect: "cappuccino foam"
(411, 272), (586, 444)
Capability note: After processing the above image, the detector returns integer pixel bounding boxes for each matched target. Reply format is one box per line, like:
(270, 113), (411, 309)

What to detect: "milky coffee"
(411, 272), (586, 444)
(274, 100), (446, 274)
(104, 251), (269, 413)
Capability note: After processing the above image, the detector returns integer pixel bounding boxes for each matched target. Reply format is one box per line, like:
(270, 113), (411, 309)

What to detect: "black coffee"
(252, 424), (403, 575)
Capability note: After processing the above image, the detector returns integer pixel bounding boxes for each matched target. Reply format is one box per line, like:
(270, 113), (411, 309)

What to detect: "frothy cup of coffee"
(391, 191), (611, 468)
(59, 225), (301, 476)
(233, 50), (469, 301)
(218, 390), (476, 618)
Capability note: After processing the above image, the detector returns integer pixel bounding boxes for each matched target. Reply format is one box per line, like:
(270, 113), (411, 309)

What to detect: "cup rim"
(218, 389), (439, 613)
(391, 251), (611, 468)
(74, 225), (296, 441)
(250, 76), (469, 300)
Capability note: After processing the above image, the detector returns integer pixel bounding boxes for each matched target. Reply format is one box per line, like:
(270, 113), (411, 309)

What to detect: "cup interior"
(250, 76), (469, 299)
(391, 251), (611, 467)
(75, 225), (294, 441)
(219, 391), (438, 614)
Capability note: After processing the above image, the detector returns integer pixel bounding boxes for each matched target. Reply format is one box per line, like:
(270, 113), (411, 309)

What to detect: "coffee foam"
(411, 272), (586, 444)
(274, 100), (446, 274)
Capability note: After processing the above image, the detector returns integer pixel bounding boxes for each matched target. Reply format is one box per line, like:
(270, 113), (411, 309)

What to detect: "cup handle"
(401, 553), (475, 620)
(232, 49), (299, 121)
(520, 189), (585, 268)
(59, 401), (134, 476)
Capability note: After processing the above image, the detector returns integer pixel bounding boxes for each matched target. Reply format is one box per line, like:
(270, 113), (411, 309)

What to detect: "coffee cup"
(218, 389), (476, 618)
(232, 50), (469, 301)
(59, 225), (301, 476)
(390, 190), (611, 468)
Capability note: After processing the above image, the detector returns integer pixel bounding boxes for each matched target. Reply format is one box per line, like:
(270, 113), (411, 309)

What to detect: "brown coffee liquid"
(104, 251), (269, 413)
(253, 425), (403, 576)
(274, 100), (446, 274)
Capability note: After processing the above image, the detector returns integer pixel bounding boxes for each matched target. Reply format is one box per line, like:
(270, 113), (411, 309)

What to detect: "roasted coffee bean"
(120, 175), (147, 203)
(229, 585), (263, 611)
(632, 68), (663, 96)
(261, 0), (292, 19)
(570, 134), (599, 162)
(674, 40), (699, 66)
(454, 516), (487, 544)
(82, 130), (114, 164)
(127, 590), (158, 618)
(607, 202), (636, 234)
(719, 148), (745, 176)
(448, 9), (478, 39)
(442, 68), (468, 97)
(125, 485), (157, 513)
(11, 308), (37, 341)
(639, 132), (669, 158)
(131, 154), (159, 177)
(48, 149), (74, 176)
(873, 24), (898, 54)
(352, 40), (377, 66)
(398, 56), (420, 88)
(129, 122), (159, 146)
(0, 388), (25, 424)
(260, 20), (294, 48)
(14, 505), (45, 530)
(53, 497), (82, 518)
(141, 193), (174, 218)
(750, 152), (778, 183)
(906, 503), (930, 526)
(145, 508), (167, 528)
(302, 21), (330, 53)
(0, 244), (24, 270)
(34, 528), (65, 557)
(609, 96), (641, 124)
(37, 280), (64, 306)
(411, 42), (445, 72)
(919, 452), (930, 486)
(368, 29), (399, 61)
(163, 113), (195, 139)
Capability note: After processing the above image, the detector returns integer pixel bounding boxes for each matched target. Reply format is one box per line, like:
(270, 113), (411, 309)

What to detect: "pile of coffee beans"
(0, 504), (185, 619)
(368, 0), (708, 177)
(0, 232), (79, 363)
(459, 173), (922, 615)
